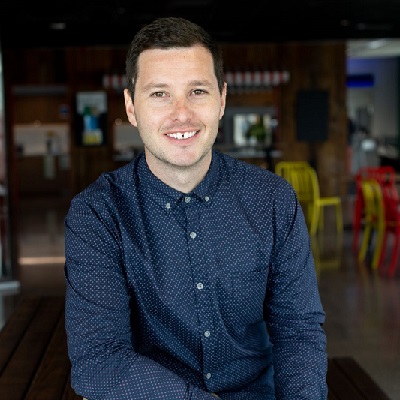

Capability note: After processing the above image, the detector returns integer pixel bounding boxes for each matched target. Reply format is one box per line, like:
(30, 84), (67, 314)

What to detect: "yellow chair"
(305, 166), (343, 236)
(311, 232), (343, 277)
(275, 161), (310, 181)
(358, 178), (385, 269)
(276, 162), (343, 236)
(275, 161), (313, 211)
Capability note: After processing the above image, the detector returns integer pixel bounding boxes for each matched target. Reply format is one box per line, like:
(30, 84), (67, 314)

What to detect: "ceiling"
(347, 38), (400, 57)
(1, 0), (400, 56)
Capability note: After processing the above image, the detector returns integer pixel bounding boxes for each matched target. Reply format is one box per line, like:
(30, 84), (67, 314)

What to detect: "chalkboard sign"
(296, 90), (328, 142)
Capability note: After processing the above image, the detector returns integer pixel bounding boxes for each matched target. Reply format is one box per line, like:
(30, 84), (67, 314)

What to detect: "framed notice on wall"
(76, 91), (107, 146)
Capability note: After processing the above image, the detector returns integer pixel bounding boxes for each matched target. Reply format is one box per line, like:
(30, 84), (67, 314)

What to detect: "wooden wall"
(221, 41), (347, 196)
(2, 41), (347, 202)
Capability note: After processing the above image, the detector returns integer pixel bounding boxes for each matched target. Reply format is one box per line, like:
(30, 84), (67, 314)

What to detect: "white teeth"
(167, 131), (196, 140)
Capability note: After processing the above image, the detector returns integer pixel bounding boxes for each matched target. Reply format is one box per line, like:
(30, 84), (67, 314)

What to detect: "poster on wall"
(76, 91), (107, 146)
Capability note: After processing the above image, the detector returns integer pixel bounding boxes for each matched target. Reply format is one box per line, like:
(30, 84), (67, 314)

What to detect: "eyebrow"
(141, 82), (169, 92)
(189, 79), (214, 87)
(142, 79), (214, 92)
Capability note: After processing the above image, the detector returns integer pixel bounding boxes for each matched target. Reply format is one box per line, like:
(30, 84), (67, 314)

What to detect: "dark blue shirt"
(65, 150), (327, 400)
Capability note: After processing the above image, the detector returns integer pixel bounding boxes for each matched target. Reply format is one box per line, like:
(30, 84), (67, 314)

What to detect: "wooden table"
(0, 295), (80, 400)
(0, 295), (392, 400)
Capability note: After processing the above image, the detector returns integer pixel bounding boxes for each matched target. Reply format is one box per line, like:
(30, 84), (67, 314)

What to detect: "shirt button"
(204, 330), (210, 337)
(205, 196), (210, 202)
(205, 373), (211, 379)
(190, 232), (197, 239)
(185, 196), (191, 203)
(165, 202), (171, 209)
(196, 282), (203, 290)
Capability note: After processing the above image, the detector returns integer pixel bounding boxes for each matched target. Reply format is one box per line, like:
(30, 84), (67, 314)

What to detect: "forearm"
(268, 192), (328, 398)
(72, 353), (217, 399)
(272, 329), (328, 399)
(66, 288), (217, 400)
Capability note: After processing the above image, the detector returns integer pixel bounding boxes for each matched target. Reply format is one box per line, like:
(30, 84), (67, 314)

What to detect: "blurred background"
(0, 1), (400, 399)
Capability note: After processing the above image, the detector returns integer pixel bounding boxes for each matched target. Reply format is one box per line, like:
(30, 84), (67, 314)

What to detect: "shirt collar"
(137, 150), (221, 210)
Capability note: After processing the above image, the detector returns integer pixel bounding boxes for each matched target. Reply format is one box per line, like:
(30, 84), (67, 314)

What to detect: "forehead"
(137, 46), (214, 76)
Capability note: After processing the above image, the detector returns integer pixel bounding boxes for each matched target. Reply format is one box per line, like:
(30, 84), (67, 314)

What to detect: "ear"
(219, 82), (227, 120)
(124, 89), (138, 127)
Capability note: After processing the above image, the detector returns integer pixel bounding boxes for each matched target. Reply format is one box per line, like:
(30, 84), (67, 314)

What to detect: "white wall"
(347, 57), (399, 141)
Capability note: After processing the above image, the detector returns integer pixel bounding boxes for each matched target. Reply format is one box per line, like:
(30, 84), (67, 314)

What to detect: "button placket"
(185, 195), (215, 384)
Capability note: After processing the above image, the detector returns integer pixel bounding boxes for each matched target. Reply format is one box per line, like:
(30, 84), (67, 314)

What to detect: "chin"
(175, 149), (211, 167)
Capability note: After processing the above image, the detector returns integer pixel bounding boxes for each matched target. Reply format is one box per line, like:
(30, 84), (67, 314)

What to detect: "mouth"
(166, 131), (197, 140)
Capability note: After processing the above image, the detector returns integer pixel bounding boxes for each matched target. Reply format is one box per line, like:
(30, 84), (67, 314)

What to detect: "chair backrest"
(275, 161), (310, 181)
(275, 162), (323, 208)
(359, 166), (396, 186)
(354, 166), (396, 216)
(356, 166), (397, 221)
(286, 165), (315, 204)
(304, 165), (321, 202)
(379, 177), (400, 224)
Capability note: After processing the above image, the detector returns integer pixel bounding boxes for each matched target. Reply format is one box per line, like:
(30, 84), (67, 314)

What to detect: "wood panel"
(3, 41), (348, 198)
(0, 296), (390, 400)
(16, 156), (71, 197)
(12, 93), (69, 124)
(0, 296), (80, 400)
(327, 357), (391, 400)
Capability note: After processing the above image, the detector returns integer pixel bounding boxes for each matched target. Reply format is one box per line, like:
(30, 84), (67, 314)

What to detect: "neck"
(145, 151), (212, 193)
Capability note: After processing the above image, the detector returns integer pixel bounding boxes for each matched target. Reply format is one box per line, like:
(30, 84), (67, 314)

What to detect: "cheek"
(135, 110), (161, 134)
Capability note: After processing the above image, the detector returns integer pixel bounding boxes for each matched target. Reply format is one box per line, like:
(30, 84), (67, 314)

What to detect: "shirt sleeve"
(265, 182), (328, 399)
(64, 193), (217, 400)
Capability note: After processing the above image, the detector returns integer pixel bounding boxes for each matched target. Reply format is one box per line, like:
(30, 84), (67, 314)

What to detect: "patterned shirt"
(65, 150), (327, 400)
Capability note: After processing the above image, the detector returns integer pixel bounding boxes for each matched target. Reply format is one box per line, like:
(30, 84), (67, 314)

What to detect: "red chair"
(353, 165), (400, 277)
(357, 179), (385, 270)
(352, 172), (365, 253)
(352, 166), (396, 253)
(378, 177), (400, 277)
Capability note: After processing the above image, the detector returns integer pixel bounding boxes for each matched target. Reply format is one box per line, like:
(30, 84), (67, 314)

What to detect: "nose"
(170, 96), (193, 121)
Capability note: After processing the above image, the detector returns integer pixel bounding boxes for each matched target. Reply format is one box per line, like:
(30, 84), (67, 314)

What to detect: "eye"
(151, 91), (167, 98)
(192, 89), (207, 96)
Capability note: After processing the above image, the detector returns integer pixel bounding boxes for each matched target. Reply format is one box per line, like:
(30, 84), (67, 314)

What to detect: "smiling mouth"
(166, 131), (197, 140)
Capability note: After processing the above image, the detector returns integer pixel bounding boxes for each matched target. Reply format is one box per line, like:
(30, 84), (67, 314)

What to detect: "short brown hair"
(125, 17), (224, 97)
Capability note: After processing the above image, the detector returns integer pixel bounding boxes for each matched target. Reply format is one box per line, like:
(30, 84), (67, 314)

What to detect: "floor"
(1, 195), (400, 400)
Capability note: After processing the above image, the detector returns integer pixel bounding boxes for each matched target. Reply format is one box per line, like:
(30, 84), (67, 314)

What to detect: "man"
(65, 16), (327, 399)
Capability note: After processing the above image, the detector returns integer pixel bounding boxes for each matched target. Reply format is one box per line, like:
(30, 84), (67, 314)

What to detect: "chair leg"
(352, 199), (363, 253)
(388, 233), (400, 278)
(358, 225), (372, 263)
(372, 226), (385, 269)
(377, 231), (388, 268)
(335, 202), (343, 232)
(353, 224), (360, 252)
(310, 204), (320, 236)
(318, 207), (324, 230)
(307, 202), (314, 228)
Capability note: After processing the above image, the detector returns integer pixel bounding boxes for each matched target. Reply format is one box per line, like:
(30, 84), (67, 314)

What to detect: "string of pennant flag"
(224, 69), (290, 92)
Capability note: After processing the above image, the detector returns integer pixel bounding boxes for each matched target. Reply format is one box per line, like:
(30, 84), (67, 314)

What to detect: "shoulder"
(215, 151), (294, 197)
(68, 157), (138, 216)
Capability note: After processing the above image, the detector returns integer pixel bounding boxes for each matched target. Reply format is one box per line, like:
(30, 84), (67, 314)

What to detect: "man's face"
(124, 45), (226, 171)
